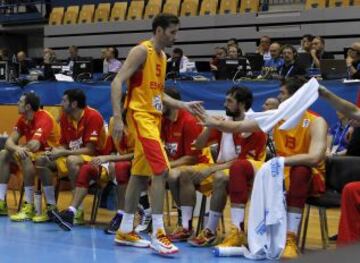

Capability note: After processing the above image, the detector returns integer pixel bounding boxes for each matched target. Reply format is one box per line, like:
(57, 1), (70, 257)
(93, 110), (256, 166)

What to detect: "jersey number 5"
(156, 64), (161, 77)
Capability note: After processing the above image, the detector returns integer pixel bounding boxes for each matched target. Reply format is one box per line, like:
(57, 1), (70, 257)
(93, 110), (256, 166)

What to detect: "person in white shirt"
(167, 48), (191, 73)
(103, 46), (122, 73)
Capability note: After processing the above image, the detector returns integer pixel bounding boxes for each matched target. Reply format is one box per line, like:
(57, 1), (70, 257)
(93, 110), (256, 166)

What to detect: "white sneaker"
(135, 209), (152, 233)
(114, 230), (150, 248)
(150, 229), (179, 255)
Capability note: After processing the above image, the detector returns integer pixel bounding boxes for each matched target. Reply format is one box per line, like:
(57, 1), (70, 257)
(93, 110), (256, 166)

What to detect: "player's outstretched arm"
(319, 85), (360, 121)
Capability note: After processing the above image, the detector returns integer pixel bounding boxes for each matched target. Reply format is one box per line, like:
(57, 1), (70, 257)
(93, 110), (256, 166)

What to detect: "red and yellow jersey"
(102, 117), (134, 155)
(125, 40), (167, 115)
(14, 110), (60, 150)
(59, 106), (107, 152)
(161, 109), (212, 164)
(207, 129), (267, 162)
(274, 110), (326, 193)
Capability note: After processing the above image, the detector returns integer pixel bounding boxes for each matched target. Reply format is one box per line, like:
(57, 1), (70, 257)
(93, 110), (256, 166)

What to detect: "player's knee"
(213, 171), (228, 189)
(167, 169), (181, 185)
(342, 182), (360, 199)
(75, 164), (93, 188)
(114, 162), (131, 185)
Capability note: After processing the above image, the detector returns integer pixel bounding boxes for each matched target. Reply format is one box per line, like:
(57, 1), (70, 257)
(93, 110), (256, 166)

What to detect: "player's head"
(163, 87), (181, 118)
(225, 86), (253, 118)
(278, 77), (306, 103)
(262, 97), (280, 111)
(18, 92), (40, 114)
(152, 13), (180, 48)
(62, 88), (87, 113)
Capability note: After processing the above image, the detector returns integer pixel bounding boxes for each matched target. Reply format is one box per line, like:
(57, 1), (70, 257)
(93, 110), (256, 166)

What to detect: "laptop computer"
(320, 59), (348, 80)
(245, 53), (264, 72)
(73, 60), (93, 80)
(297, 53), (313, 69)
(195, 61), (211, 72)
(216, 58), (247, 80)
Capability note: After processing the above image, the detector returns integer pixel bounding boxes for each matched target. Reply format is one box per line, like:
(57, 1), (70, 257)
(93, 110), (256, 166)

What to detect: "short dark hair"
(110, 46), (119, 59)
(69, 45), (78, 51)
(165, 87), (181, 100)
(281, 77), (306, 96)
(152, 13), (180, 34)
(302, 34), (314, 42)
(228, 38), (238, 44)
(226, 86), (253, 111)
(64, 88), (87, 109)
(173, 48), (183, 57)
(22, 92), (40, 111)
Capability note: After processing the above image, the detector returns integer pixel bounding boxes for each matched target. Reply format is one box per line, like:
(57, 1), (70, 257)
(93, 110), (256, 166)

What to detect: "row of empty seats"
(49, 0), (260, 25)
(49, 0), (360, 25)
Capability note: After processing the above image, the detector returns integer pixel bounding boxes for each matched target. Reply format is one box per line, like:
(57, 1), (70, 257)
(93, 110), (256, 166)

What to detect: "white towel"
(216, 132), (237, 163)
(246, 77), (319, 133)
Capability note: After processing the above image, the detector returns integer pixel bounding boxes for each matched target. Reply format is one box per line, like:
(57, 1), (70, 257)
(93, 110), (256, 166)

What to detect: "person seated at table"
(0, 92), (60, 222)
(279, 45), (306, 79)
(256, 35), (272, 63)
(103, 46), (122, 74)
(66, 46), (82, 72)
(35, 88), (107, 224)
(17, 51), (34, 75)
(167, 48), (192, 74)
(310, 36), (334, 69)
(326, 111), (352, 157)
(210, 47), (227, 73)
(49, 116), (134, 231)
(39, 48), (57, 81)
(346, 42), (360, 79)
(298, 34), (314, 54)
(261, 42), (284, 79)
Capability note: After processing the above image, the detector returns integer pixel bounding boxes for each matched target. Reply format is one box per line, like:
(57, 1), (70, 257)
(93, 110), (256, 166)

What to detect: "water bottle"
(213, 247), (245, 257)
(34, 191), (42, 216)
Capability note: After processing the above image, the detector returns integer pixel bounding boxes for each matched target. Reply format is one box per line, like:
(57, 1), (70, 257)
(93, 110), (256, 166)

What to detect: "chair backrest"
(305, 0), (326, 10)
(354, 0), (360, 6)
(200, 0), (218, 15)
(49, 7), (64, 25)
(127, 0), (145, 20)
(219, 0), (238, 14)
(110, 2), (128, 22)
(144, 0), (162, 20)
(163, 1), (180, 15)
(239, 0), (259, 13)
(63, 5), (79, 25)
(78, 4), (95, 24)
(94, 3), (111, 23)
(325, 156), (360, 192)
(180, 0), (199, 16)
(328, 0), (350, 7)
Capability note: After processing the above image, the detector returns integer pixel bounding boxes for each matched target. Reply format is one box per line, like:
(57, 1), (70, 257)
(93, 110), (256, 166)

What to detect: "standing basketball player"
(111, 14), (202, 255)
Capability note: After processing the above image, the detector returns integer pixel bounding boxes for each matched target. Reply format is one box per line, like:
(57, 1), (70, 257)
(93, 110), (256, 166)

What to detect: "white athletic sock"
(181, 206), (193, 230)
(287, 212), (302, 234)
(0, 184), (8, 201)
(206, 210), (222, 233)
(231, 207), (245, 230)
(152, 214), (164, 235)
(68, 206), (76, 214)
(119, 213), (134, 233)
(24, 186), (34, 204)
(43, 186), (56, 205)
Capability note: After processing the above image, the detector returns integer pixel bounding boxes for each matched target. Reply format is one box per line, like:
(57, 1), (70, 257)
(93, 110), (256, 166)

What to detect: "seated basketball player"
(197, 78), (327, 259)
(0, 92), (60, 222)
(35, 88), (107, 225)
(318, 85), (360, 246)
(50, 116), (134, 231)
(187, 86), (267, 246)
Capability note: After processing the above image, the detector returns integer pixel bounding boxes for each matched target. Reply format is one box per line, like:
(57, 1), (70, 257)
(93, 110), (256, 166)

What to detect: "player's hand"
(183, 101), (204, 116)
(46, 148), (65, 160)
(310, 48), (317, 58)
(112, 116), (124, 142)
(90, 156), (107, 166)
(346, 56), (354, 67)
(15, 146), (29, 160)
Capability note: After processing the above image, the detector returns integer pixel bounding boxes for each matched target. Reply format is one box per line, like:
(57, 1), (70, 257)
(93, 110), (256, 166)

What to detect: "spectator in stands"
(103, 46), (122, 74)
(346, 42), (360, 79)
(40, 48), (57, 81)
(227, 38), (239, 50)
(167, 48), (191, 73)
(17, 51), (33, 75)
(262, 42), (284, 78)
(210, 46), (226, 72)
(262, 97), (280, 111)
(310, 36), (334, 68)
(67, 46), (81, 71)
(0, 48), (10, 61)
(279, 45), (306, 78)
(327, 111), (352, 157)
(298, 34), (314, 54)
(257, 35), (272, 62)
